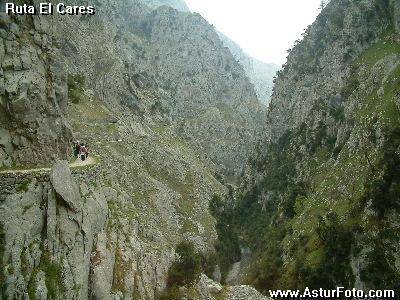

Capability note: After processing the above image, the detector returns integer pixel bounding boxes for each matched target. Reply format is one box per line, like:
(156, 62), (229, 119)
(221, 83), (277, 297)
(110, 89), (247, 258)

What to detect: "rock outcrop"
(50, 160), (81, 212)
(0, 164), (107, 299)
(196, 274), (271, 300)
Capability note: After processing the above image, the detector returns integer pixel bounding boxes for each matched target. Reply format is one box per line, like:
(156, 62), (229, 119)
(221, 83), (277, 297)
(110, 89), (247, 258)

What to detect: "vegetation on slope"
(209, 194), (241, 281)
(159, 242), (204, 300)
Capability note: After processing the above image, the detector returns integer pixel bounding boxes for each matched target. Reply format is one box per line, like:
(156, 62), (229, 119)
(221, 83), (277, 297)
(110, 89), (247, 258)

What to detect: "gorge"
(1, 0), (399, 299)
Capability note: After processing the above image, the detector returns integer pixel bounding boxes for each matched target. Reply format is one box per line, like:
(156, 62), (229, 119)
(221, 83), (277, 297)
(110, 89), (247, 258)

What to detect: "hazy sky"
(185, 0), (322, 66)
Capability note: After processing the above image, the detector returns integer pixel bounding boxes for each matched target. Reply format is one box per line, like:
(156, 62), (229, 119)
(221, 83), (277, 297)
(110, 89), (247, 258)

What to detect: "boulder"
(225, 285), (270, 300)
(50, 160), (80, 212)
(196, 274), (223, 298)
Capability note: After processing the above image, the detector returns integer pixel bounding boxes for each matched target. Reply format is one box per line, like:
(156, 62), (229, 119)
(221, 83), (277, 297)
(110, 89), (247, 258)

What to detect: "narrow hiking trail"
(0, 156), (97, 174)
(69, 156), (96, 168)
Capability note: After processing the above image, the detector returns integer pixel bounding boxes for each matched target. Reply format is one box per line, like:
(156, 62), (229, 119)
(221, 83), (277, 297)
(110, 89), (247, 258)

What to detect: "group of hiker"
(73, 141), (90, 161)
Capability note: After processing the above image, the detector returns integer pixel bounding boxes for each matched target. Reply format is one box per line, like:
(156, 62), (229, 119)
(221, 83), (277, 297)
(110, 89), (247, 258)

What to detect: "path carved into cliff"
(0, 157), (97, 174)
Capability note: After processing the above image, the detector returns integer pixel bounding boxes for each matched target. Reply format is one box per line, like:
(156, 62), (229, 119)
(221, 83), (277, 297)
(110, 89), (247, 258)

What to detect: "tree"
(166, 242), (202, 287)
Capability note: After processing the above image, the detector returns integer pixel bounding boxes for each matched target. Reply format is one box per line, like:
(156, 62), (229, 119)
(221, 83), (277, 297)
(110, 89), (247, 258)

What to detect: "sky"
(184, 0), (323, 66)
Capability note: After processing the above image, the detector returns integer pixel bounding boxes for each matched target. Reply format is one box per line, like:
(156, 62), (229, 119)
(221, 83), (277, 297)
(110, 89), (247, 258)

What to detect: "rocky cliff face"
(218, 33), (279, 106)
(143, 0), (279, 106)
(118, 5), (264, 175)
(220, 0), (400, 294)
(0, 0), (264, 299)
(0, 12), (72, 169)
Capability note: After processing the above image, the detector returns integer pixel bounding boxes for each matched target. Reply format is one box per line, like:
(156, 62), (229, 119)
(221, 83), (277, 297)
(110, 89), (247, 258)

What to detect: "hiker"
(85, 144), (90, 159)
(80, 144), (87, 161)
(74, 141), (81, 158)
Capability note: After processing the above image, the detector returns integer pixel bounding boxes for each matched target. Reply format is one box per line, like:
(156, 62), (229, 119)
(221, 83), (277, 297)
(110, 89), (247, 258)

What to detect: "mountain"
(143, 0), (279, 106)
(218, 32), (279, 105)
(0, 0), (264, 299)
(214, 0), (400, 293)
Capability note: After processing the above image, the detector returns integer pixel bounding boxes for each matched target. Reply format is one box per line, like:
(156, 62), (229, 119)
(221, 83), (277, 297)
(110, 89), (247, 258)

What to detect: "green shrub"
(283, 183), (308, 218)
(16, 179), (30, 193)
(312, 212), (355, 288)
(249, 226), (286, 291)
(209, 195), (241, 280)
(329, 105), (345, 122)
(159, 242), (203, 299)
(272, 213), (356, 291)
(166, 242), (202, 287)
(341, 74), (359, 100)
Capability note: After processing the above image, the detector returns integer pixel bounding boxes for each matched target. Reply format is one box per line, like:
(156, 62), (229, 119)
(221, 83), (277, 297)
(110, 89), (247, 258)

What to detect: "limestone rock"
(0, 12), (72, 167)
(225, 285), (270, 300)
(212, 265), (221, 283)
(197, 274), (223, 294)
(0, 40), (5, 63)
(50, 160), (81, 212)
(0, 0), (264, 299)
